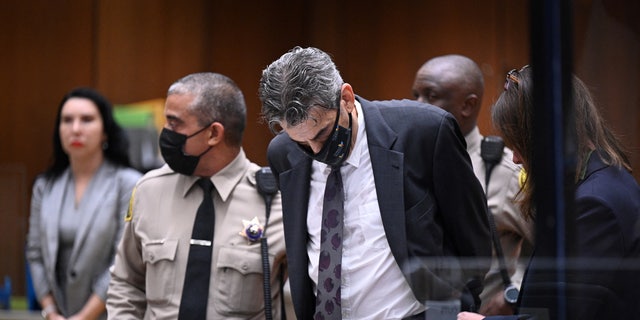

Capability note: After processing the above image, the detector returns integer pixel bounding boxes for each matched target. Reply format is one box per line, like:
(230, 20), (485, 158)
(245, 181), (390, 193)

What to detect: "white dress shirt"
(307, 101), (424, 319)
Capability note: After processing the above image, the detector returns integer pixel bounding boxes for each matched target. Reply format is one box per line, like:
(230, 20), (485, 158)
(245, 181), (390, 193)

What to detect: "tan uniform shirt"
(465, 127), (534, 308)
(107, 150), (286, 320)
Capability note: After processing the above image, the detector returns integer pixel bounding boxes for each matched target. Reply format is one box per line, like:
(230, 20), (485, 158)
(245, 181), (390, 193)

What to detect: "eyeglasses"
(504, 65), (530, 91)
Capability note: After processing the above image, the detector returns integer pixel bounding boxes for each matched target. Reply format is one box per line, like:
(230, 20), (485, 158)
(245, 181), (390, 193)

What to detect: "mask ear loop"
(330, 105), (341, 132)
(345, 107), (352, 129)
(332, 110), (353, 164)
(309, 106), (342, 157)
(181, 122), (214, 157)
(185, 122), (214, 139)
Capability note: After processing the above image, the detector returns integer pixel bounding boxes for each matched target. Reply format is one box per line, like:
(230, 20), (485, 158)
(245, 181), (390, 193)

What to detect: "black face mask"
(159, 125), (212, 175)
(298, 107), (353, 167)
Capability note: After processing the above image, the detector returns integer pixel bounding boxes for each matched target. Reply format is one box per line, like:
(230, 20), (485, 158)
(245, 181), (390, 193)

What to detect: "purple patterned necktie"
(315, 166), (344, 320)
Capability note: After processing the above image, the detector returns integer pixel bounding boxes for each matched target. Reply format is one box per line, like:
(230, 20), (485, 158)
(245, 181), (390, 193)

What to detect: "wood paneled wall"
(1, 0), (637, 296)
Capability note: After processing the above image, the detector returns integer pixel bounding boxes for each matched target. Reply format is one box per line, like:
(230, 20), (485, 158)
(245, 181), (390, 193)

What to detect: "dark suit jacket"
(488, 152), (640, 320)
(267, 96), (492, 319)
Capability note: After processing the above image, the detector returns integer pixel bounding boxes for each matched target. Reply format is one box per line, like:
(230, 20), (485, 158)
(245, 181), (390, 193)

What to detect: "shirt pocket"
(213, 246), (265, 316)
(142, 239), (178, 305)
(344, 201), (388, 250)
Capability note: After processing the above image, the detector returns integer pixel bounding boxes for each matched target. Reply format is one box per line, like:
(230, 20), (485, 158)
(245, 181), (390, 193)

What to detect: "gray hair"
(258, 46), (343, 133)
(168, 72), (246, 146)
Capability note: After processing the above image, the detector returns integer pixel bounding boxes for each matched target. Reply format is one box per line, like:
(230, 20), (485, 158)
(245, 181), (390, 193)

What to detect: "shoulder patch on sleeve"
(125, 187), (136, 222)
(518, 168), (527, 189)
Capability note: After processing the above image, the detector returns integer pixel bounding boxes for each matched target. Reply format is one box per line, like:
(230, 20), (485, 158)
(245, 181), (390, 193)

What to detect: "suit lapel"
(279, 149), (312, 259)
(69, 162), (115, 265)
(277, 145), (315, 315)
(41, 170), (71, 273)
(358, 97), (409, 266)
(579, 151), (607, 183)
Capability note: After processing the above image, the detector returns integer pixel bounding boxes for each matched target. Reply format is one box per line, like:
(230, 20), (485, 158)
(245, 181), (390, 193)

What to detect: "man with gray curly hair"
(259, 47), (492, 320)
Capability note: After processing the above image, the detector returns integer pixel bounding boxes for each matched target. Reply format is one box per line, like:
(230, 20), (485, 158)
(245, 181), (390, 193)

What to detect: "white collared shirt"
(307, 101), (424, 319)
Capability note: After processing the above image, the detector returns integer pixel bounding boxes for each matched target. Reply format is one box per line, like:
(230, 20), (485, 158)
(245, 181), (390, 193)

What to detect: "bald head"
(412, 54), (484, 135)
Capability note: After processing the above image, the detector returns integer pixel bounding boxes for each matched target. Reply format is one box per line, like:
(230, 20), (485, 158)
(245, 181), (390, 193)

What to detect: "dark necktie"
(315, 166), (344, 320)
(178, 178), (215, 320)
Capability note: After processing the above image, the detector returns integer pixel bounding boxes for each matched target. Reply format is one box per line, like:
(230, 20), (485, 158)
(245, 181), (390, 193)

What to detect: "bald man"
(413, 55), (533, 316)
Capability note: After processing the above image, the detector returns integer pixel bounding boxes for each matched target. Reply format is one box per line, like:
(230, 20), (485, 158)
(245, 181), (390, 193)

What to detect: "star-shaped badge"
(238, 217), (264, 243)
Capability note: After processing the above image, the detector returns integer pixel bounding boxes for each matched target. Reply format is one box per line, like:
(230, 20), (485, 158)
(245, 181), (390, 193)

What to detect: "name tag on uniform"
(190, 239), (212, 246)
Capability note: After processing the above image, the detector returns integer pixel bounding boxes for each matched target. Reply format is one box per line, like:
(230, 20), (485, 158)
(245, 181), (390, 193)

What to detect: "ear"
(461, 94), (479, 117)
(340, 83), (356, 112)
(206, 122), (225, 145)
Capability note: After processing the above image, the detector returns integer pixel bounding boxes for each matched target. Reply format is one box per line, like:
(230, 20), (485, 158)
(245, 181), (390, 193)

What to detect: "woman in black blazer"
(458, 66), (640, 320)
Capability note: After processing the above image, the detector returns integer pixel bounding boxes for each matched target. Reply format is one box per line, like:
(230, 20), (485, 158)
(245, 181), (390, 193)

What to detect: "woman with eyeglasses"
(458, 66), (640, 320)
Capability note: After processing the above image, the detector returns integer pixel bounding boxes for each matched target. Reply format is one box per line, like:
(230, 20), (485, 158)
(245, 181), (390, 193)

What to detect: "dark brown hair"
(491, 66), (631, 219)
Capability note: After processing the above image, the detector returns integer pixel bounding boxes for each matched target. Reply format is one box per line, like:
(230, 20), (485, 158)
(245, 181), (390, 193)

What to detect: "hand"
(48, 312), (66, 320)
(67, 294), (105, 320)
(478, 290), (516, 316)
(68, 313), (96, 320)
(457, 311), (485, 320)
